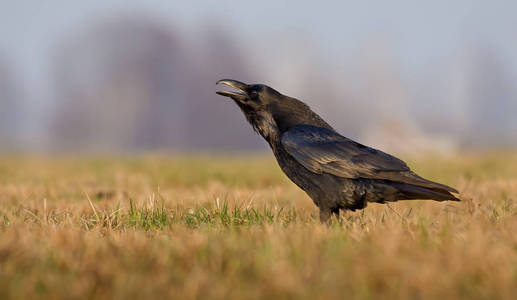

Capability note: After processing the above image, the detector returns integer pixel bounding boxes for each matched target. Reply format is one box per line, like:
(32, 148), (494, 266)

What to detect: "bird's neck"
(269, 100), (335, 133)
(248, 111), (281, 145)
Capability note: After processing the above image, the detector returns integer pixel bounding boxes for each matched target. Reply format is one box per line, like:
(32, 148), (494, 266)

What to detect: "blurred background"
(1, 0), (516, 154)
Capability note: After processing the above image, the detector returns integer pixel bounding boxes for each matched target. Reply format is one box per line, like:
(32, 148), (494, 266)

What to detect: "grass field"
(0, 152), (516, 299)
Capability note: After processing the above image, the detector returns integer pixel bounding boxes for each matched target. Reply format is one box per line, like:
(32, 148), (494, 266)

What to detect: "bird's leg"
(319, 208), (332, 223)
(331, 207), (340, 220)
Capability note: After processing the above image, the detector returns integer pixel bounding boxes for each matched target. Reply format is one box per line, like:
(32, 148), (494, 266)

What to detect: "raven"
(216, 79), (460, 222)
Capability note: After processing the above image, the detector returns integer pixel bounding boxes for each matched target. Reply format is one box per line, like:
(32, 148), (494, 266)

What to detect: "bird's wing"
(281, 125), (409, 178)
(281, 125), (458, 192)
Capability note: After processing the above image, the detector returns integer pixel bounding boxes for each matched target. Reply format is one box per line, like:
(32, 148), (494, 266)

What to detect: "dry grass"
(1, 152), (516, 299)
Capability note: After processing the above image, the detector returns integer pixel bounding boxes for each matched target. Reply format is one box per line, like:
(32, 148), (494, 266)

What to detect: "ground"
(0, 152), (516, 299)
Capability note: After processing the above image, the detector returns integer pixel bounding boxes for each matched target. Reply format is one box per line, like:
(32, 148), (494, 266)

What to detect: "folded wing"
(281, 125), (458, 193)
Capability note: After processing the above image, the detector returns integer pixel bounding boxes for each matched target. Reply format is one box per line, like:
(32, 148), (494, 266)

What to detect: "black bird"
(216, 79), (460, 222)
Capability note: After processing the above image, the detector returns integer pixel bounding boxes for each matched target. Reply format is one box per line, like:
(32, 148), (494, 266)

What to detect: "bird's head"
(216, 79), (276, 112)
(216, 79), (332, 141)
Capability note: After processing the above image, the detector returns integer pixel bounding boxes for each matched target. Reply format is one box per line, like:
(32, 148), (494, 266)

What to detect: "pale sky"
(2, 0), (517, 93)
(1, 0), (516, 150)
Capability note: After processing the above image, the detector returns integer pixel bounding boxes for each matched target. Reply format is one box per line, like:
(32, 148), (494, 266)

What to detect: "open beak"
(216, 79), (249, 101)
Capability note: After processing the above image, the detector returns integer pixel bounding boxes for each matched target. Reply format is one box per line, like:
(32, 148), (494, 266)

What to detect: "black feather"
(216, 79), (460, 222)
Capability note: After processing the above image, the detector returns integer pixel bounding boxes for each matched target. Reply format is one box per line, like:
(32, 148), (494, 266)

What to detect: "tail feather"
(385, 171), (459, 194)
(392, 182), (460, 202)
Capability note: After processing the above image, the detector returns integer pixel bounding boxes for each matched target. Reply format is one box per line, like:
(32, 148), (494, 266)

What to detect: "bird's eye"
(249, 91), (260, 101)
